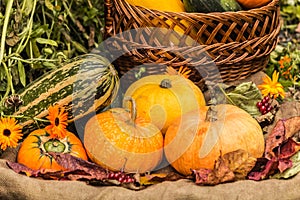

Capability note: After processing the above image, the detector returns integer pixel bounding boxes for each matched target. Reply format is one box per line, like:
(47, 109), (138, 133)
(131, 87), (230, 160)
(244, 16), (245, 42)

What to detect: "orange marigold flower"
(0, 117), (23, 151)
(258, 71), (285, 99)
(278, 55), (291, 69)
(45, 105), (68, 138)
(282, 55), (291, 63)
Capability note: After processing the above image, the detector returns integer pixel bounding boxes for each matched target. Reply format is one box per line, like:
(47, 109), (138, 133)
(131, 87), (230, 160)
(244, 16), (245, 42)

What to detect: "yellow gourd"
(125, 0), (185, 12)
(125, 0), (200, 46)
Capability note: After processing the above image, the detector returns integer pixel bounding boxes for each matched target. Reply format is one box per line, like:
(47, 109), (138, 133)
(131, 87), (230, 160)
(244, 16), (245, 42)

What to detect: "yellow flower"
(166, 66), (191, 79)
(178, 66), (191, 79)
(0, 117), (23, 151)
(45, 105), (68, 138)
(258, 71), (285, 99)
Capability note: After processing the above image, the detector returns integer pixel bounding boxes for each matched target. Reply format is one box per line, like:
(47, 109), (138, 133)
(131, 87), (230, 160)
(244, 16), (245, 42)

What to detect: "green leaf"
(18, 61), (26, 87)
(271, 151), (300, 179)
(23, 0), (34, 16)
(35, 38), (58, 47)
(220, 82), (262, 117)
(45, 0), (55, 11)
(71, 41), (88, 53)
(31, 25), (48, 38)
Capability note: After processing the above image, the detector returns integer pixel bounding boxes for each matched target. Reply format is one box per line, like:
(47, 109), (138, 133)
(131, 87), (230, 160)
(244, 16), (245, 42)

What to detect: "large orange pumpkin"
(84, 100), (164, 173)
(164, 104), (264, 176)
(235, 0), (271, 9)
(17, 129), (88, 170)
(124, 74), (206, 134)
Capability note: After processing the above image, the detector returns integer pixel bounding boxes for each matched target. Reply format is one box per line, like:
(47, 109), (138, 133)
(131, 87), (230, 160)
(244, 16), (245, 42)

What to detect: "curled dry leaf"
(192, 149), (257, 185)
(138, 172), (186, 186)
(265, 116), (300, 160)
(7, 153), (138, 188)
(248, 138), (300, 181)
(222, 149), (257, 180)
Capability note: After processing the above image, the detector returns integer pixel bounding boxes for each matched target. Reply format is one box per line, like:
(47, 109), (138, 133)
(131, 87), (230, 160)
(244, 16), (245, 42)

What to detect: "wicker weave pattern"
(104, 0), (280, 89)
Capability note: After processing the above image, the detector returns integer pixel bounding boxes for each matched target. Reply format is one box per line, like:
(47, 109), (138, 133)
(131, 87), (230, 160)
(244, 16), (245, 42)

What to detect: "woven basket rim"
(109, 0), (279, 16)
(103, 0), (281, 87)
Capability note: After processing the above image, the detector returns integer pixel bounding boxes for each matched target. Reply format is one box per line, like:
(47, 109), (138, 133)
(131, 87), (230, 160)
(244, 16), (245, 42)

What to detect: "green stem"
(0, 62), (13, 105)
(0, 0), (13, 64)
(7, 55), (58, 63)
(15, 0), (38, 53)
(8, 47), (15, 95)
(0, 0), (14, 105)
(1, 113), (50, 123)
(217, 84), (236, 106)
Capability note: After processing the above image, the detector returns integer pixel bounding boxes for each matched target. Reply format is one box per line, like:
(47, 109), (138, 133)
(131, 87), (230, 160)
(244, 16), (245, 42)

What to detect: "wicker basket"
(103, 0), (281, 90)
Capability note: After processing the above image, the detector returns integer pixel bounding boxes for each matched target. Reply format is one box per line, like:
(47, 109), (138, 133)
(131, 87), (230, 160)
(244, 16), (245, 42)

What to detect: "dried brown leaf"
(284, 116), (300, 139)
(193, 150), (257, 185)
(139, 172), (185, 186)
(265, 117), (300, 159)
(222, 149), (257, 180)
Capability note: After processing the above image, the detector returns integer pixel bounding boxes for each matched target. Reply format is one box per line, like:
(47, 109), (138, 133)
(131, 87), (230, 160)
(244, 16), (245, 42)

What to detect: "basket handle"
(104, 0), (114, 39)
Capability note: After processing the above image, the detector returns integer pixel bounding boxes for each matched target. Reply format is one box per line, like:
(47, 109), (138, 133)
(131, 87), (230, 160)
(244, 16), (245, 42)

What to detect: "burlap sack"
(1, 72), (300, 200)
(1, 149), (300, 200)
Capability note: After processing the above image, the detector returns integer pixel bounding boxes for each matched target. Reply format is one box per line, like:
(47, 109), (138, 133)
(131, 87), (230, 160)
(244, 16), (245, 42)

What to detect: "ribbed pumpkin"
(235, 0), (271, 9)
(123, 74), (206, 134)
(17, 129), (88, 170)
(164, 104), (264, 176)
(84, 99), (164, 173)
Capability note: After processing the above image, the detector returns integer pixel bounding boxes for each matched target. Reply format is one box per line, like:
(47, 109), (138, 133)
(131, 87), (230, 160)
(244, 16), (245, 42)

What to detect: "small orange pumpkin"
(164, 104), (264, 176)
(84, 98), (164, 173)
(235, 0), (271, 9)
(124, 74), (206, 134)
(17, 129), (88, 170)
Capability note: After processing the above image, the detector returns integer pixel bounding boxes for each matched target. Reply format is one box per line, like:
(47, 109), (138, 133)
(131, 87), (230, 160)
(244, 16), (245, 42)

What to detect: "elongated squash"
(183, 0), (242, 13)
(1, 54), (119, 133)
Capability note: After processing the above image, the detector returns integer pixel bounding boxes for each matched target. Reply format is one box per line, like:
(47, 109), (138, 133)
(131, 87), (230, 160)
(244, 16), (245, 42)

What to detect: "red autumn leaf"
(265, 117), (300, 160)
(192, 152), (237, 185)
(248, 158), (278, 181)
(274, 138), (300, 159)
(7, 153), (136, 186)
(49, 152), (108, 180)
(265, 120), (287, 159)
(248, 138), (300, 180)
(277, 159), (293, 173)
(6, 161), (82, 180)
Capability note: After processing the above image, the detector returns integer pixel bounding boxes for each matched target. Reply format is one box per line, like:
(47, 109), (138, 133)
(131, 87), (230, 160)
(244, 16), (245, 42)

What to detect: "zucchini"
(183, 0), (242, 13)
(1, 54), (119, 133)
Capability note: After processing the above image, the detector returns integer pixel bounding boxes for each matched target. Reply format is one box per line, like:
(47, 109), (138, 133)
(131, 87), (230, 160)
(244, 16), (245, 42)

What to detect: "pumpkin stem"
(43, 139), (66, 153)
(205, 106), (218, 122)
(205, 81), (218, 122)
(123, 96), (137, 123)
(160, 79), (172, 88)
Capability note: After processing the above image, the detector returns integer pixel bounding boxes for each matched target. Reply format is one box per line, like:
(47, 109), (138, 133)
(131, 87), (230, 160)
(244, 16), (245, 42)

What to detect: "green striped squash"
(2, 54), (119, 133)
(183, 0), (242, 13)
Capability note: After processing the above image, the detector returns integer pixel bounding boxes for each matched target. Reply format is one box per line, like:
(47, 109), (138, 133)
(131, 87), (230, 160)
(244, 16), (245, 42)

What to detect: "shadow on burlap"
(1, 72), (300, 200)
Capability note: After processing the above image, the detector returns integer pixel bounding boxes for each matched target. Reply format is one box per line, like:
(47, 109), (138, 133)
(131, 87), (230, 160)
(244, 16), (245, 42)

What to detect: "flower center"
(3, 129), (11, 137)
(54, 117), (60, 126)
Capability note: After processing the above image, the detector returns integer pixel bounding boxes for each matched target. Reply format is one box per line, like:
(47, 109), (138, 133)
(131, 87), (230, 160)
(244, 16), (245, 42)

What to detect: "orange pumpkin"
(84, 99), (164, 173)
(124, 74), (206, 134)
(164, 104), (264, 176)
(17, 129), (88, 170)
(235, 0), (271, 9)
